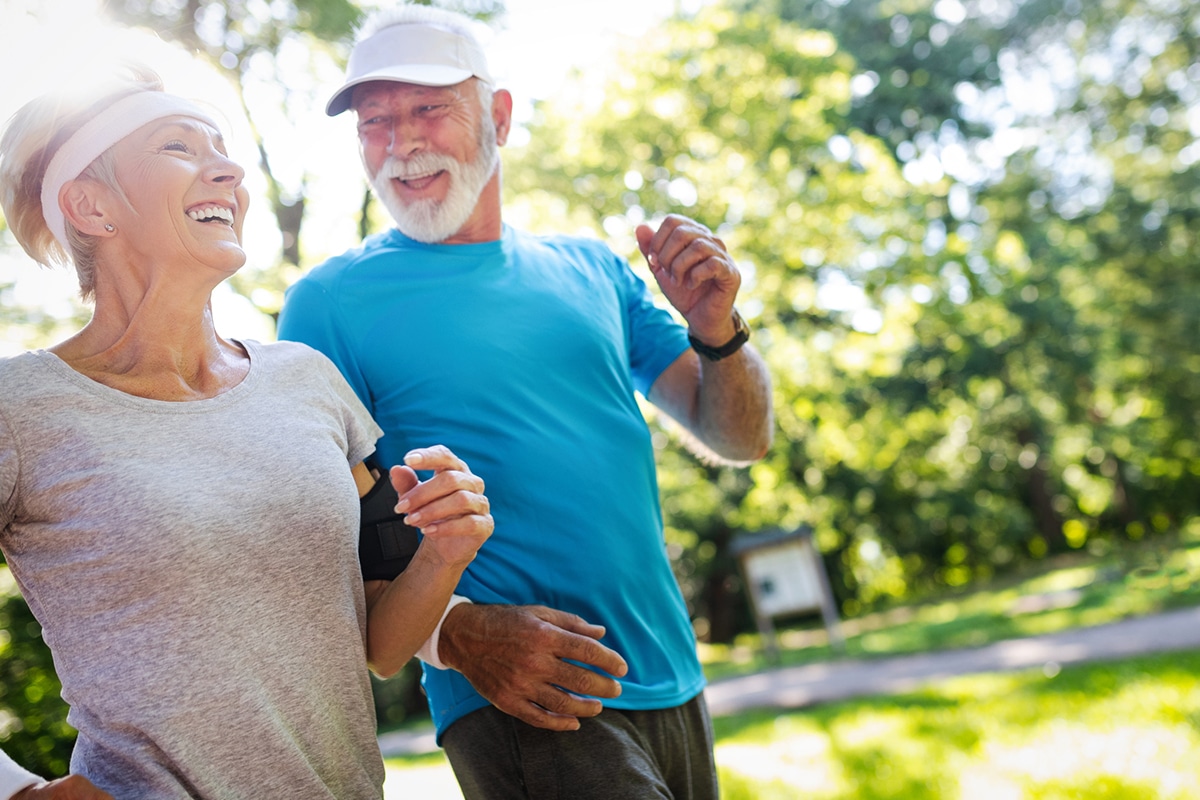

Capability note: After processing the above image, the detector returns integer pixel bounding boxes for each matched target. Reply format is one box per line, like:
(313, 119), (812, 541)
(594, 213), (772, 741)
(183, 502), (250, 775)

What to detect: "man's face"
(353, 80), (498, 243)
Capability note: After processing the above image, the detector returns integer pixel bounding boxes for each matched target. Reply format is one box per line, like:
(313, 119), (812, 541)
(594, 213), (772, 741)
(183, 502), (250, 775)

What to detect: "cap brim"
(325, 65), (475, 116)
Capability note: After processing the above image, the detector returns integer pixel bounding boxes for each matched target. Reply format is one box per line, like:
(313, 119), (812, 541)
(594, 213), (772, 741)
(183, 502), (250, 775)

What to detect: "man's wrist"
(688, 308), (750, 361)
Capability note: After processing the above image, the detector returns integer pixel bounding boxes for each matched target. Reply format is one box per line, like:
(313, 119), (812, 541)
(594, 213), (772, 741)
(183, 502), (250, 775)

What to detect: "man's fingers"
(529, 606), (629, 679)
(490, 685), (606, 731)
(640, 217), (733, 293)
(503, 700), (585, 732)
(680, 256), (735, 291)
(534, 686), (606, 717)
(530, 605), (606, 640)
(635, 223), (655, 262)
(545, 659), (624, 700)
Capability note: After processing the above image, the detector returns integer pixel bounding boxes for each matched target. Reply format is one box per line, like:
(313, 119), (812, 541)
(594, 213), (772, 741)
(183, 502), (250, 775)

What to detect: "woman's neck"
(51, 279), (249, 402)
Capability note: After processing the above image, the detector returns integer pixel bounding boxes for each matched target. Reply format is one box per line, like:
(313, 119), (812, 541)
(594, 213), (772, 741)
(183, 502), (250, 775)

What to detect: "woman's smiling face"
(104, 115), (250, 278)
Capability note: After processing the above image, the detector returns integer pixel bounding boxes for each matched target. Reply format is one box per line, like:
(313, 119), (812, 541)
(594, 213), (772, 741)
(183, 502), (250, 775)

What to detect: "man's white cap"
(326, 18), (493, 116)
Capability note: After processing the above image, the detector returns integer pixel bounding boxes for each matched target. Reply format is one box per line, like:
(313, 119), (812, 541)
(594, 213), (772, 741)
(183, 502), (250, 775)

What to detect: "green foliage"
(0, 570), (73, 777)
(371, 662), (427, 731)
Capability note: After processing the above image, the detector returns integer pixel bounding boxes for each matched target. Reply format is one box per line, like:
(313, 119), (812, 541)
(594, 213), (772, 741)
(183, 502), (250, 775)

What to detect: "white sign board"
(743, 539), (823, 617)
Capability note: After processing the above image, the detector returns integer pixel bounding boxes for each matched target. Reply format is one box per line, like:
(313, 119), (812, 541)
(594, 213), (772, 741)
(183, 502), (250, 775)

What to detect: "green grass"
(713, 651), (1200, 800)
(700, 530), (1200, 682)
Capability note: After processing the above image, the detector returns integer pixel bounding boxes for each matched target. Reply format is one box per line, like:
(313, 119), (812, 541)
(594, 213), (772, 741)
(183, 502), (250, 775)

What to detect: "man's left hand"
(636, 215), (740, 346)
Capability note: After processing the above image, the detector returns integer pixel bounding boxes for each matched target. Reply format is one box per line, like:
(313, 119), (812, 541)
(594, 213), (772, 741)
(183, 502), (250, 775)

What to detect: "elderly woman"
(0, 65), (492, 799)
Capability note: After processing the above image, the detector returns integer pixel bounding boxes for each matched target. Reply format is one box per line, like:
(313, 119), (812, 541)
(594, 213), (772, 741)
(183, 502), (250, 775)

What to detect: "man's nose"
(387, 117), (424, 158)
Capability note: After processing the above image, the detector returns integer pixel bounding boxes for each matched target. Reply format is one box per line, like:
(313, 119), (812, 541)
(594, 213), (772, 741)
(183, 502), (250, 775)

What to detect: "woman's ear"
(60, 179), (116, 238)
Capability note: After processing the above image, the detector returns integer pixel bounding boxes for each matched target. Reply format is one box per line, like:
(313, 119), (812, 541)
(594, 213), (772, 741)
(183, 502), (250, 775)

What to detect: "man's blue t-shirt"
(277, 225), (703, 739)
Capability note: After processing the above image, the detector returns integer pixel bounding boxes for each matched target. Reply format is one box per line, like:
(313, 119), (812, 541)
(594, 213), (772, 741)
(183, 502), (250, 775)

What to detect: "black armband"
(359, 471), (420, 581)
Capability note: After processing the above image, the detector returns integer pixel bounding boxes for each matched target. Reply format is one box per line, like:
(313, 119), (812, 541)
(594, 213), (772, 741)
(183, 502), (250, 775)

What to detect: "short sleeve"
(278, 278), (375, 419)
(611, 253), (690, 396)
(313, 352), (383, 468)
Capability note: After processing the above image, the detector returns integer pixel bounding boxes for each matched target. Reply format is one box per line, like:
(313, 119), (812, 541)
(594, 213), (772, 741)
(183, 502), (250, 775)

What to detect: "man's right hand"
(436, 603), (629, 731)
(14, 776), (113, 799)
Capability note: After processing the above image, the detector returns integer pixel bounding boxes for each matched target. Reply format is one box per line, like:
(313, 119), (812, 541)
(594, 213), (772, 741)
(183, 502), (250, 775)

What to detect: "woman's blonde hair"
(0, 63), (162, 300)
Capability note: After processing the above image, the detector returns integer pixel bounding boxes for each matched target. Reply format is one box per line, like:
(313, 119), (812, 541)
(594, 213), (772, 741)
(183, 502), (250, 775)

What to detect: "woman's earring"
(104, 223), (115, 232)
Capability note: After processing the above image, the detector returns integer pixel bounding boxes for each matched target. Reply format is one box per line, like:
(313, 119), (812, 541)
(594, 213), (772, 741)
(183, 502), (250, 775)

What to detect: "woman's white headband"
(40, 92), (218, 250)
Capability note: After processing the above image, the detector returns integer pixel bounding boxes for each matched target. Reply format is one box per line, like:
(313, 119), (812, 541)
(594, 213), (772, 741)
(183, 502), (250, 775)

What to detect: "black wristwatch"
(688, 309), (751, 361)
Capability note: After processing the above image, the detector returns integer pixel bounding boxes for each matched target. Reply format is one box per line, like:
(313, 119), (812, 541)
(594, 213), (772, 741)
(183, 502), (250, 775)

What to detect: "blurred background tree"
(1, 0), (1198, 773)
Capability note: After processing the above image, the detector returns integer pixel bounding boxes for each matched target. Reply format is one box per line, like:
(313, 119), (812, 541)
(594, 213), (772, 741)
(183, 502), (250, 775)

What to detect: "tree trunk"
(705, 525), (740, 644)
(1017, 427), (1067, 550)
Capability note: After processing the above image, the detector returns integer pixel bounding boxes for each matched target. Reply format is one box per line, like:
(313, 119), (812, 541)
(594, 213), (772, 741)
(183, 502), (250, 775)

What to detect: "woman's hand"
(389, 444), (493, 569)
(362, 445), (493, 676)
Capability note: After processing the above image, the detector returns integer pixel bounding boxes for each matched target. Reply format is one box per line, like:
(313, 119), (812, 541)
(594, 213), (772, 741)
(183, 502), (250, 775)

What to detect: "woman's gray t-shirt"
(0, 339), (386, 799)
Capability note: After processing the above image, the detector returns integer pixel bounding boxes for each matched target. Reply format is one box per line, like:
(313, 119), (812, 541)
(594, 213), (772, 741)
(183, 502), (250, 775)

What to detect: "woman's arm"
(352, 447), (492, 677)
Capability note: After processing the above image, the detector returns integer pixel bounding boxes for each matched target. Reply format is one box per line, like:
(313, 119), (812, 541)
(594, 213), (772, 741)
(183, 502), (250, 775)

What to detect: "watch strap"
(688, 308), (750, 361)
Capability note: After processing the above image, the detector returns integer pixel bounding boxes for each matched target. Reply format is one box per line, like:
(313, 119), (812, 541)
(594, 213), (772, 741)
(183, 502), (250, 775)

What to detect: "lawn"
(713, 651), (1200, 799)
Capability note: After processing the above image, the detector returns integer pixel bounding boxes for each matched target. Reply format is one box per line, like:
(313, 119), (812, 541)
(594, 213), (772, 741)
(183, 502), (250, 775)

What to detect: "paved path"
(379, 606), (1200, 757)
(705, 604), (1200, 716)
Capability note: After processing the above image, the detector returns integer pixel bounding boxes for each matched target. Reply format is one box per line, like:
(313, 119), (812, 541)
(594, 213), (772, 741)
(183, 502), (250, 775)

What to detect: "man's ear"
(60, 179), (115, 238)
(491, 89), (514, 148)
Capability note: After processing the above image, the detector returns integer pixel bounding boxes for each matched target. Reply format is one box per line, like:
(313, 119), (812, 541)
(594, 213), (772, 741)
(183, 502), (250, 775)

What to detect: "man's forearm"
(695, 343), (774, 463)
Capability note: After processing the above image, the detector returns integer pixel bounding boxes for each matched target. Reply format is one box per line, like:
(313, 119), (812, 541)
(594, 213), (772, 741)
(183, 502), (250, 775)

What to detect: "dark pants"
(442, 694), (719, 800)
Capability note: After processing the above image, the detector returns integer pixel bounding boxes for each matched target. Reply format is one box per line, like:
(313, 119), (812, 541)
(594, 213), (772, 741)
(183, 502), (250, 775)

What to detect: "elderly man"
(278, 4), (773, 798)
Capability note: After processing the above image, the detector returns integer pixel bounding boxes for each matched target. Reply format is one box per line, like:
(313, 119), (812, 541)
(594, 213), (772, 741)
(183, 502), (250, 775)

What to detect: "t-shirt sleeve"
(0, 408), (19, 531)
(278, 277), (375, 419)
(611, 251), (690, 397)
(311, 351), (383, 468)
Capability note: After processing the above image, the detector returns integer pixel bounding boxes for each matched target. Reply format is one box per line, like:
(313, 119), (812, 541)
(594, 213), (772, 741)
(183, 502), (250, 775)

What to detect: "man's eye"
(162, 140), (190, 153)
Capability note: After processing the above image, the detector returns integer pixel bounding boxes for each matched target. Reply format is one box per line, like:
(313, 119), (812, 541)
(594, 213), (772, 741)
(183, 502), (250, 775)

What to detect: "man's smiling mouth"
(394, 170), (444, 190)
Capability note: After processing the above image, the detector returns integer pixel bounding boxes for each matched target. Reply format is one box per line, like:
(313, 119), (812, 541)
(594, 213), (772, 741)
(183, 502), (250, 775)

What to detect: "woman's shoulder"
(239, 339), (345, 388)
(240, 338), (322, 363)
(0, 350), (60, 393)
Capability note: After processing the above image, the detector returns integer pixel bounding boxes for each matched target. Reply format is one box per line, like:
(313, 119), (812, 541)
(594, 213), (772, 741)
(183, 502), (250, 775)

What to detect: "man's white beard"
(368, 120), (498, 244)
